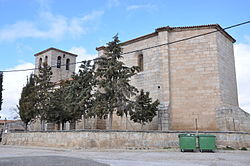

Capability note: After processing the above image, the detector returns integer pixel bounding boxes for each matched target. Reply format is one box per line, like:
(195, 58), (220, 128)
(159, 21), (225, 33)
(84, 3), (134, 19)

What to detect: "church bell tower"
(34, 47), (78, 82)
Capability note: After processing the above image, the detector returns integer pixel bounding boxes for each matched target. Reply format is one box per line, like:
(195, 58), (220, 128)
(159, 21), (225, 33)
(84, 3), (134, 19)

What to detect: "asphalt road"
(0, 145), (250, 166)
(0, 156), (108, 166)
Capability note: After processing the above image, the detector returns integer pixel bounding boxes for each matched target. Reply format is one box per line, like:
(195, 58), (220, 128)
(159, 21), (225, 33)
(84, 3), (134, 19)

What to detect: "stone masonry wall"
(216, 32), (239, 106)
(35, 50), (53, 75)
(121, 34), (169, 104)
(2, 130), (250, 149)
(169, 29), (221, 130)
(35, 50), (76, 83)
(216, 106), (250, 132)
(116, 27), (240, 131)
(50, 50), (76, 82)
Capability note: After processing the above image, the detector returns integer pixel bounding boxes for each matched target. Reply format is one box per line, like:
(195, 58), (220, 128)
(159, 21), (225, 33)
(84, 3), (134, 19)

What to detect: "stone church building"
(32, 24), (250, 131)
(97, 24), (250, 131)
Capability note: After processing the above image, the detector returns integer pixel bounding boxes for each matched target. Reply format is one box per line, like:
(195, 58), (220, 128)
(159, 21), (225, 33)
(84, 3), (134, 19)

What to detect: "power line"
(1, 62), (83, 73)
(121, 20), (250, 55)
(1, 20), (250, 73)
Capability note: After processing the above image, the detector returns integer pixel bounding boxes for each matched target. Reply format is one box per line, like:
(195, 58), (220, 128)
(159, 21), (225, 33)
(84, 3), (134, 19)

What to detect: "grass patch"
(239, 147), (248, 151)
(222, 146), (236, 150)
(163, 147), (171, 149)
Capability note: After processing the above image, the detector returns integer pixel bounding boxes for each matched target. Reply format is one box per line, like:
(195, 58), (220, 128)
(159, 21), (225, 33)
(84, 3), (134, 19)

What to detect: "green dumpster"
(198, 135), (216, 152)
(178, 134), (196, 152)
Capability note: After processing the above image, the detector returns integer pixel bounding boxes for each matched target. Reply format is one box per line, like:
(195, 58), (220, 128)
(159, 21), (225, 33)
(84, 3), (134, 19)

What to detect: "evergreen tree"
(93, 35), (138, 129)
(0, 72), (3, 111)
(35, 63), (53, 130)
(64, 60), (95, 128)
(47, 81), (71, 129)
(130, 89), (159, 129)
(18, 74), (37, 130)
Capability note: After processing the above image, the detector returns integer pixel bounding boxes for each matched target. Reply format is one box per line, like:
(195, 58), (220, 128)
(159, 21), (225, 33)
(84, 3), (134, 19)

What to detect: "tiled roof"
(34, 47), (78, 57)
(96, 24), (236, 50)
(0, 120), (21, 124)
(156, 24), (222, 31)
(156, 24), (235, 43)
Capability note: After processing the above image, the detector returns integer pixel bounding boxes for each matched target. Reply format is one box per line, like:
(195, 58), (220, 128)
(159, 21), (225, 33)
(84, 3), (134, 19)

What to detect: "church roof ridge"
(156, 24), (235, 43)
(96, 24), (236, 50)
(34, 47), (78, 57)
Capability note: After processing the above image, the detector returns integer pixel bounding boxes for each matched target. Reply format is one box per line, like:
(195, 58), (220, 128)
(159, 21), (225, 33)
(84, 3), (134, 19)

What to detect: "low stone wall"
(216, 106), (250, 132)
(2, 130), (250, 149)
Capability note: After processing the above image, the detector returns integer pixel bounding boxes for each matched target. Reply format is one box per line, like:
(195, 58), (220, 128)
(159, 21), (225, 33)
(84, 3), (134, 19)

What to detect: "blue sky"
(0, 0), (250, 119)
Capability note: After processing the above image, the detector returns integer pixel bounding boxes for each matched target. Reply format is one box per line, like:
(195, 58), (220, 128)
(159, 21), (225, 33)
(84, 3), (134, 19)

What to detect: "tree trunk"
(40, 120), (44, 131)
(75, 121), (77, 130)
(108, 112), (113, 130)
(125, 115), (128, 130)
(62, 122), (65, 130)
(83, 114), (86, 129)
(59, 122), (63, 130)
(25, 123), (28, 131)
(141, 121), (144, 130)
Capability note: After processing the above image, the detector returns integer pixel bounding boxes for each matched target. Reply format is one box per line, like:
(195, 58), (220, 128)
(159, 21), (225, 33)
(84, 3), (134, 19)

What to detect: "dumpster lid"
(198, 134), (215, 137)
(178, 133), (195, 137)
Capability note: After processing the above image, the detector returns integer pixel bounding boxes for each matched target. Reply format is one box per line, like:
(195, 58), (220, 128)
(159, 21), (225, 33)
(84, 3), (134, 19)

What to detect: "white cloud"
(0, 63), (35, 120)
(126, 4), (156, 11)
(0, 10), (104, 42)
(68, 47), (97, 72)
(81, 11), (104, 22)
(0, 21), (43, 41)
(234, 43), (250, 114)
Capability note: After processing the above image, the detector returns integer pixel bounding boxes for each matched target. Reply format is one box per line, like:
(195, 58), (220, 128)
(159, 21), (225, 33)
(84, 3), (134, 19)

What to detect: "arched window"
(66, 58), (70, 70)
(39, 58), (42, 68)
(45, 56), (48, 65)
(57, 56), (61, 68)
(138, 54), (143, 72)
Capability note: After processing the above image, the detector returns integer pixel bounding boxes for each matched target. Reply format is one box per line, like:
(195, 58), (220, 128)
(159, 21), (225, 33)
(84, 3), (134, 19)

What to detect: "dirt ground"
(0, 145), (249, 166)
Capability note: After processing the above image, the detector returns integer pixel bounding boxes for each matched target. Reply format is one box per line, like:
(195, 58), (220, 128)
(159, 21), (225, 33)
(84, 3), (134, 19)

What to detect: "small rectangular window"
(138, 54), (143, 72)
(45, 56), (48, 65)
(57, 56), (61, 68)
(39, 58), (42, 68)
(66, 59), (70, 70)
